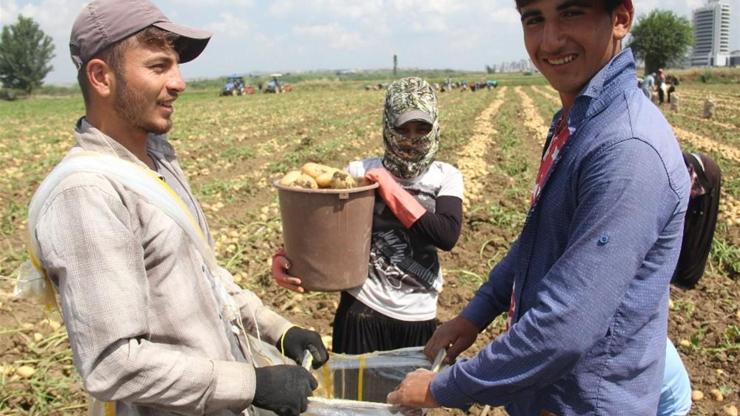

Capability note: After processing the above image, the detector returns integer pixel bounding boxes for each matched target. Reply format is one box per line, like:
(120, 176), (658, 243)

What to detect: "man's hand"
(271, 248), (304, 293)
(387, 369), (440, 408)
(252, 365), (317, 416)
(424, 315), (479, 364)
(278, 326), (329, 369)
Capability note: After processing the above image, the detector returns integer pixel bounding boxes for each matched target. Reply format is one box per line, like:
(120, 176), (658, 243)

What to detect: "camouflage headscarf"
(382, 77), (440, 179)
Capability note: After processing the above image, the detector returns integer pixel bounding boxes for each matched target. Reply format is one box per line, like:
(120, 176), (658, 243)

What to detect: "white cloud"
(317, 0), (384, 19)
(634, 0), (704, 17)
(1, 0), (83, 38)
(268, 0), (383, 19)
(490, 8), (521, 25)
(1, 0), (708, 84)
(293, 23), (366, 49)
(0, 0), (20, 25)
(0, 0), (86, 83)
(168, 0), (254, 6)
(204, 12), (249, 38)
(410, 15), (449, 33)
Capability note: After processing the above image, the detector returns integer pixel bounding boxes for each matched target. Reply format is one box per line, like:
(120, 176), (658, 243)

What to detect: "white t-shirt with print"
(347, 157), (464, 321)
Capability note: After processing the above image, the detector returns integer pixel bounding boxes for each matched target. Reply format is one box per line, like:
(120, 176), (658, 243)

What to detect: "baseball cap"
(394, 109), (433, 128)
(70, 0), (212, 71)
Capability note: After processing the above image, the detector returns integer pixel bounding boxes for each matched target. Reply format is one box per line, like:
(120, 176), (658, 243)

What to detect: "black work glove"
(252, 365), (317, 416)
(277, 326), (329, 369)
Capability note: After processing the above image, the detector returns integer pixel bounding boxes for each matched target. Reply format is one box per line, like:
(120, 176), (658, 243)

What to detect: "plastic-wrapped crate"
(314, 347), (431, 402)
(247, 335), (431, 415)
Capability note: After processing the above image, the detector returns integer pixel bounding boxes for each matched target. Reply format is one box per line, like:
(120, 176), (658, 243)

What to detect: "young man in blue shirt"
(388, 1), (691, 414)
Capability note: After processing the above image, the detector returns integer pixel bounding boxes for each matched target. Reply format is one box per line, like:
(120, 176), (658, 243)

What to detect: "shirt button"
(598, 234), (610, 245)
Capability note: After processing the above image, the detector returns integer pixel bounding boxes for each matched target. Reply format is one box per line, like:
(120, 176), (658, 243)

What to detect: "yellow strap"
(279, 324), (298, 356)
(24, 152), (206, 415)
(321, 359), (333, 399)
(104, 401), (116, 416)
(87, 396), (116, 416)
(52, 151), (208, 247)
(26, 246), (58, 313)
(132, 159), (207, 245)
(357, 354), (366, 402)
(25, 151), (212, 313)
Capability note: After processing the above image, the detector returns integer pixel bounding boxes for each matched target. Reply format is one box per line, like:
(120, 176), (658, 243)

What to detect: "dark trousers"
(329, 292), (438, 403)
(332, 292), (437, 354)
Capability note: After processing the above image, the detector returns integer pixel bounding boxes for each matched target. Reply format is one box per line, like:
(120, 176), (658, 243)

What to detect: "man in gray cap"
(27, 1), (327, 415)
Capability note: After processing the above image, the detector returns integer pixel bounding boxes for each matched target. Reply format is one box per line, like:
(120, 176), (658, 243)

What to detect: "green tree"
(0, 15), (55, 93)
(628, 10), (693, 74)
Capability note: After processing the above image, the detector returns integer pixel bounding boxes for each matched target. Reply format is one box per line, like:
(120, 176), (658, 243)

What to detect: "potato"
(329, 171), (357, 189)
(301, 162), (337, 179)
(15, 366), (36, 379)
(315, 171), (336, 188)
(279, 170), (303, 187)
(282, 163), (360, 189)
(280, 170), (318, 189)
(295, 174), (318, 189)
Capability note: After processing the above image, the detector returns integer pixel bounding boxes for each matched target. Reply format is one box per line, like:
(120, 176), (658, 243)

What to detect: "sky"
(0, 0), (706, 85)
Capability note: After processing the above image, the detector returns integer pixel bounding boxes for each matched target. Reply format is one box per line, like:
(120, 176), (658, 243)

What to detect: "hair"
(77, 27), (179, 105)
(515, 0), (622, 12)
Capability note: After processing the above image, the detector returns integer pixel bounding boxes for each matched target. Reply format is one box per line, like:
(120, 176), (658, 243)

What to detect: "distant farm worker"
(666, 73), (680, 104)
(657, 67), (667, 104)
(23, 0), (327, 415)
(642, 71), (655, 99)
(272, 77), (464, 354)
(388, 1), (691, 415)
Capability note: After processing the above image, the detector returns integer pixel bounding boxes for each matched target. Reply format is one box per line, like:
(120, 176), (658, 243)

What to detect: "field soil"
(0, 80), (737, 415)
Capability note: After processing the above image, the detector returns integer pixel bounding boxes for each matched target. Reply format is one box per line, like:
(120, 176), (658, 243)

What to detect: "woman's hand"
(271, 248), (305, 293)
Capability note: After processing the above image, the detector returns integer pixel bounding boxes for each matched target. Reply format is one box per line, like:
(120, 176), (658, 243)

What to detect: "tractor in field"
(221, 75), (255, 96)
(264, 74), (293, 93)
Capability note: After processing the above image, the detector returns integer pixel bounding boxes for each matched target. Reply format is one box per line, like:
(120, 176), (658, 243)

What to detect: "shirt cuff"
(430, 365), (474, 410)
(210, 360), (254, 412)
(460, 297), (495, 330)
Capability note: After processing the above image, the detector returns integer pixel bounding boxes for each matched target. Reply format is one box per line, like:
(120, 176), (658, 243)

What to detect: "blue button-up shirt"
(431, 49), (690, 415)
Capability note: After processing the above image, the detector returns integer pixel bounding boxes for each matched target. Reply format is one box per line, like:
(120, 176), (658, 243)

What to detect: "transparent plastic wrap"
(305, 347), (435, 415)
(249, 342), (434, 415)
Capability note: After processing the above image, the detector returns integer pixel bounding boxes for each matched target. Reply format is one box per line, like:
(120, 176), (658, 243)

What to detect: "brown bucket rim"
(273, 180), (379, 194)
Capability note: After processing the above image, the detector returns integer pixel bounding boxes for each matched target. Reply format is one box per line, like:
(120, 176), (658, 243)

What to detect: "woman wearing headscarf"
(272, 77), (464, 354)
(673, 152), (721, 289)
(657, 152), (721, 416)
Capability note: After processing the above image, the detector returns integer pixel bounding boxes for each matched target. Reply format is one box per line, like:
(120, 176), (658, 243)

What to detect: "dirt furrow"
(515, 86), (550, 146)
(530, 87), (740, 164)
(670, 112), (740, 133)
(674, 126), (740, 164)
(718, 193), (740, 227)
(455, 87), (507, 210)
(535, 85), (560, 102)
(679, 92), (737, 107)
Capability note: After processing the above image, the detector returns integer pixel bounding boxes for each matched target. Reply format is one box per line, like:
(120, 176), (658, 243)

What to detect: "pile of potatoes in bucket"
(280, 162), (361, 189)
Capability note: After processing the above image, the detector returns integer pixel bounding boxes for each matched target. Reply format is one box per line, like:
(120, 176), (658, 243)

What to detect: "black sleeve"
(411, 195), (463, 251)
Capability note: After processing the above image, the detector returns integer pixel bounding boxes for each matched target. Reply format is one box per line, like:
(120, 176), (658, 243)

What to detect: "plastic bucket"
(274, 181), (379, 291)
